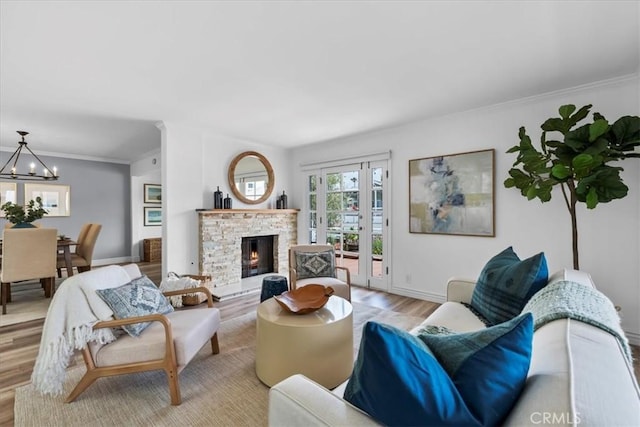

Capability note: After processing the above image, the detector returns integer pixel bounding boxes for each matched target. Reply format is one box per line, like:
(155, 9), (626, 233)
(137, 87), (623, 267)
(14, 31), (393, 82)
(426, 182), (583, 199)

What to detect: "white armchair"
(289, 244), (351, 301)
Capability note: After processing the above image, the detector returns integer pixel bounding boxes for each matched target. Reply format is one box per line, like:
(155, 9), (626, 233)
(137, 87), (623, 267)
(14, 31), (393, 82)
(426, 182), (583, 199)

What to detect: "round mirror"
(228, 151), (275, 205)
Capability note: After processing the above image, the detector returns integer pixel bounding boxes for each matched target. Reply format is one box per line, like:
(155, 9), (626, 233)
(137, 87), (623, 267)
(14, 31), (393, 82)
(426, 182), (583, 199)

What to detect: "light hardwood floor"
(0, 262), (638, 426)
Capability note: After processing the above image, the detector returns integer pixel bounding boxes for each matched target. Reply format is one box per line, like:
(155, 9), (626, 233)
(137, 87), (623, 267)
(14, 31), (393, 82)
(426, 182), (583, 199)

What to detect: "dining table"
(57, 238), (78, 277)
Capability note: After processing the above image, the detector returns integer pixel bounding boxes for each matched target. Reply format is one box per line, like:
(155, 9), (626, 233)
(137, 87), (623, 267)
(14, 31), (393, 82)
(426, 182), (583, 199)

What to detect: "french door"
(306, 160), (389, 290)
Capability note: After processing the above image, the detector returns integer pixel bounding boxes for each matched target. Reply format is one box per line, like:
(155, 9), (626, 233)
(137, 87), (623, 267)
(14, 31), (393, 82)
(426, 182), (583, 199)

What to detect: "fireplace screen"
(241, 235), (275, 278)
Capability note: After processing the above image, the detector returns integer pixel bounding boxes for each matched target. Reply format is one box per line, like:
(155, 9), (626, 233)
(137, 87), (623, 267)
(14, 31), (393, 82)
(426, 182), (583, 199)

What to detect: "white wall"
(130, 150), (162, 260)
(160, 122), (291, 278)
(290, 75), (640, 342)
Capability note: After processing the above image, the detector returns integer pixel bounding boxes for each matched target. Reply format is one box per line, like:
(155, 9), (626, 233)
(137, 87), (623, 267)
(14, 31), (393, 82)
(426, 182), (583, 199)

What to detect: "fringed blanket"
(522, 280), (632, 363)
(30, 266), (134, 396)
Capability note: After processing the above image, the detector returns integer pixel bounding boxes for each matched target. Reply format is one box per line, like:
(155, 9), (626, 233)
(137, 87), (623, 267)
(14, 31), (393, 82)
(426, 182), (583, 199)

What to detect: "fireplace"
(242, 235), (275, 278)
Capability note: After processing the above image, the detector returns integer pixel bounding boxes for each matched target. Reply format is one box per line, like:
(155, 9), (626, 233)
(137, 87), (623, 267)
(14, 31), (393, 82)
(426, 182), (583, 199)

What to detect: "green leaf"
(610, 115), (640, 151)
(541, 117), (566, 133)
(551, 164), (571, 180)
(558, 104), (576, 119)
(586, 187), (598, 209)
(572, 153), (594, 176)
(504, 178), (515, 188)
(589, 119), (609, 142)
(526, 186), (537, 200)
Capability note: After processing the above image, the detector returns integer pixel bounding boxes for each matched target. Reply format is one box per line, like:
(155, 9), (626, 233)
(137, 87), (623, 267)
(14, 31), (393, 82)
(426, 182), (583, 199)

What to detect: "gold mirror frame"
(228, 151), (275, 205)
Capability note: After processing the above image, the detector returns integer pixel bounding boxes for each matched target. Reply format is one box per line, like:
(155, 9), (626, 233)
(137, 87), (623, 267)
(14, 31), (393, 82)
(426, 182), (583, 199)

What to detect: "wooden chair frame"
(66, 287), (219, 406)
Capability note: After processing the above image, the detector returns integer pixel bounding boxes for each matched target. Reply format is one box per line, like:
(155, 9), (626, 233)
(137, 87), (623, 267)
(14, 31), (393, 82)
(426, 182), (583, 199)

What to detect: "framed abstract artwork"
(144, 184), (162, 204)
(409, 149), (495, 236)
(144, 206), (162, 226)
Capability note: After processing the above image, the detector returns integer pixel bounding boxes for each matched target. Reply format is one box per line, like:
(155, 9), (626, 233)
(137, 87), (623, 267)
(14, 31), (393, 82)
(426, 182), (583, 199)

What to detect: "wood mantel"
(196, 209), (299, 213)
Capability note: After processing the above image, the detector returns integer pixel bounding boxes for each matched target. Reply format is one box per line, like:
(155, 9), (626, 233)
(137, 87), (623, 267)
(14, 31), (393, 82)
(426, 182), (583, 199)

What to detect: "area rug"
(0, 280), (63, 327)
(14, 302), (423, 426)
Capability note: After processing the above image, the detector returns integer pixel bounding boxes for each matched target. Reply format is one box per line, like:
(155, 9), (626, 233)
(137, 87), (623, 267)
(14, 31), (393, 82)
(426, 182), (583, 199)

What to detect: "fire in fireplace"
(241, 235), (275, 278)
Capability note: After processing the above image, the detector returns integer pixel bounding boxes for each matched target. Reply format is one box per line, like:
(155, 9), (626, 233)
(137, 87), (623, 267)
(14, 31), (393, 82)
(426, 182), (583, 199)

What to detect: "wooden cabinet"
(142, 238), (161, 262)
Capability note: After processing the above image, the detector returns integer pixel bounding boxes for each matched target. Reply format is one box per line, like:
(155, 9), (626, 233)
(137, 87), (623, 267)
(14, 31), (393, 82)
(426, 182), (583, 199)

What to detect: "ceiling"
(1, 1), (638, 163)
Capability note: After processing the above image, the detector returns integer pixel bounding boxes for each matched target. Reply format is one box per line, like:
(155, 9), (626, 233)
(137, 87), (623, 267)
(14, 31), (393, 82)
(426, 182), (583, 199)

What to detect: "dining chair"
(1, 228), (58, 314)
(57, 223), (102, 277)
(289, 244), (352, 301)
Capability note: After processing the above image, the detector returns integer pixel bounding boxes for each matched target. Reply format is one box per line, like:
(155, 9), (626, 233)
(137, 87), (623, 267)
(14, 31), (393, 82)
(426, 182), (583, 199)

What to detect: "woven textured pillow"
(344, 321), (479, 426)
(418, 313), (534, 426)
(96, 275), (174, 337)
(470, 246), (548, 324)
(295, 250), (336, 280)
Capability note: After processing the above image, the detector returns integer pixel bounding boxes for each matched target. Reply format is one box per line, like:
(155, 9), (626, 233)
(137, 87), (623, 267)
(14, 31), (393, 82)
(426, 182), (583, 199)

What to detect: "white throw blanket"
(31, 266), (134, 396)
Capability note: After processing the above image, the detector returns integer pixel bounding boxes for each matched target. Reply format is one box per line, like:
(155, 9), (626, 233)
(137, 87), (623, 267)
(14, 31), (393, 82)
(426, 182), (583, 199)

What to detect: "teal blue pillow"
(418, 313), (534, 426)
(96, 275), (174, 337)
(471, 246), (548, 324)
(344, 322), (480, 427)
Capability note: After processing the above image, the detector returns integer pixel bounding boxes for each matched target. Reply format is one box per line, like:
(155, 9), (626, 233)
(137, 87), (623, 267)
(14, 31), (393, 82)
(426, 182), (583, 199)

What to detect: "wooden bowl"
(273, 285), (335, 314)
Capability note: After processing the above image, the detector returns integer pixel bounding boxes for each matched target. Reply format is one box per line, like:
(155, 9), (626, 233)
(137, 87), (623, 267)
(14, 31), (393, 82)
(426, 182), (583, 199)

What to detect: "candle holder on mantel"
(276, 191), (288, 209)
(223, 194), (232, 209)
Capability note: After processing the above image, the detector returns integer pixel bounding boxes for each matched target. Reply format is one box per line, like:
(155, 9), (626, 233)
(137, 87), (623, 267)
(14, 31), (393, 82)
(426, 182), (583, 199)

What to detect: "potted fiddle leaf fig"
(1, 196), (48, 227)
(504, 104), (639, 270)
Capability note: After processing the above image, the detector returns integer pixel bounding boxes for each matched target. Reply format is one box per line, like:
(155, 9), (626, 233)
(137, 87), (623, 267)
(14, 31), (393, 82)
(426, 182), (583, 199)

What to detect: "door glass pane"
(371, 167), (383, 278)
(325, 170), (360, 275)
(308, 174), (317, 244)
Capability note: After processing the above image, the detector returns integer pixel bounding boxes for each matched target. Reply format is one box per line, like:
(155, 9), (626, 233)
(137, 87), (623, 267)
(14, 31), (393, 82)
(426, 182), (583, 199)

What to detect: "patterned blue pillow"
(344, 322), (479, 426)
(470, 246), (548, 324)
(295, 250), (336, 280)
(418, 313), (534, 426)
(96, 275), (174, 337)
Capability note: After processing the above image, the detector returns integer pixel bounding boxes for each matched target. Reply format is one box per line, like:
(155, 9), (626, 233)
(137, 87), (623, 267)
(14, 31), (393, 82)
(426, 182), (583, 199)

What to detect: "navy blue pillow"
(418, 313), (534, 426)
(344, 322), (480, 427)
(471, 246), (548, 324)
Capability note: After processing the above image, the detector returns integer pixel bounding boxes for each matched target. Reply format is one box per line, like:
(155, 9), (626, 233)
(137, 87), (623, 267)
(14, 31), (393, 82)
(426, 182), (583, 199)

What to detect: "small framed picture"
(144, 184), (162, 204)
(24, 183), (71, 217)
(144, 207), (162, 226)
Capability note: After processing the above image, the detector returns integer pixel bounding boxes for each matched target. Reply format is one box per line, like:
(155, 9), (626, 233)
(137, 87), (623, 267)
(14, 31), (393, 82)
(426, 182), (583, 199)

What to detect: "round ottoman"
(260, 275), (289, 302)
(255, 296), (354, 388)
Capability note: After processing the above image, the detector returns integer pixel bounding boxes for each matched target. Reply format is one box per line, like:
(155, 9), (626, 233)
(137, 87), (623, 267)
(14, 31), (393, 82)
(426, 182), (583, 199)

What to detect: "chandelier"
(0, 131), (59, 181)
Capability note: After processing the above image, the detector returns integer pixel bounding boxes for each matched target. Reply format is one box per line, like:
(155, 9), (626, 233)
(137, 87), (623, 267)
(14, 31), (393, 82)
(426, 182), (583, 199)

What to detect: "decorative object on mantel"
(504, 104), (639, 269)
(1, 196), (47, 227)
(0, 131), (59, 181)
(223, 193), (232, 209)
(274, 285), (335, 314)
(276, 190), (288, 209)
(213, 186), (223, 209)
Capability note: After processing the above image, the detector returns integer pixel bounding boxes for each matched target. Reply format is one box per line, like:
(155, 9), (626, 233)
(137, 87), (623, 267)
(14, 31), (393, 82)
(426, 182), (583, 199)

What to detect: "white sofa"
(268, 269), (640, 426)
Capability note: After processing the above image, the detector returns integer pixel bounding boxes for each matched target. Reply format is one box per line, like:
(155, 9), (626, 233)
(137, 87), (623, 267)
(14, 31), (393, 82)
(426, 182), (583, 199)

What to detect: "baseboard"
(389, 285), (446, 304)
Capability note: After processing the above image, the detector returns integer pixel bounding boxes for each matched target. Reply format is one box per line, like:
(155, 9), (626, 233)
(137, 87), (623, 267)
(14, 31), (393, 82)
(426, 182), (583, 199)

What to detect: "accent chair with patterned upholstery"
(289, 244), (351, 301)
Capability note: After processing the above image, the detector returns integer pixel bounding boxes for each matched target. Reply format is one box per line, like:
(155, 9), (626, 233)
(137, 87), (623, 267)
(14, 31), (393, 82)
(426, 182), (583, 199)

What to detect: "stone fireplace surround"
(197, 209), (298, 300)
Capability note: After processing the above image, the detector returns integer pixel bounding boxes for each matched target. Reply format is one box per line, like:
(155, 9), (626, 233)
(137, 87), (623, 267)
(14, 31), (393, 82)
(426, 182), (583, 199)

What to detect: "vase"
(12, 222), (36, 228)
